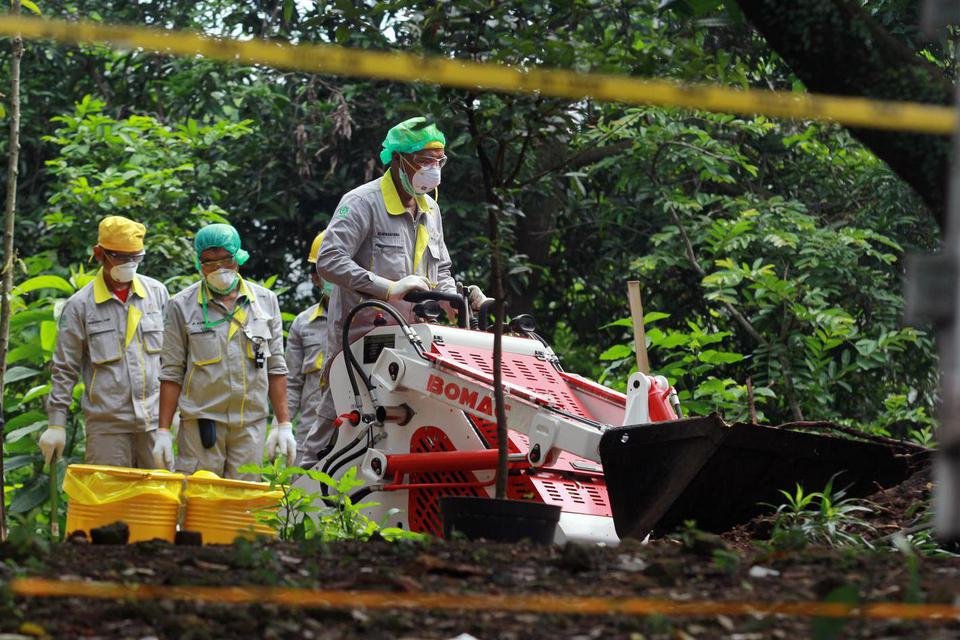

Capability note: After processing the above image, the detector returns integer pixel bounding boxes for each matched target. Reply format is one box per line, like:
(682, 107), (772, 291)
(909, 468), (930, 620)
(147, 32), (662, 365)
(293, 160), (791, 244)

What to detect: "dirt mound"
(722, 460), (933, 551)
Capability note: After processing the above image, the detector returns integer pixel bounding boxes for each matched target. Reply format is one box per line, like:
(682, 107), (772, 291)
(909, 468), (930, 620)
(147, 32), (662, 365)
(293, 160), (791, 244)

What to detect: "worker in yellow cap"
(287, 231), (332, 467)
(310, 117), (485, 467)
(39, 215), (170, 468)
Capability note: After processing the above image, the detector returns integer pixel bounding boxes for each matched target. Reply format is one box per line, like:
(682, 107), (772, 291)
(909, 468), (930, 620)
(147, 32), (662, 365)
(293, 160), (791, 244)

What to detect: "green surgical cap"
(194, 223), (250, 269)
(379, 117), (446, 165)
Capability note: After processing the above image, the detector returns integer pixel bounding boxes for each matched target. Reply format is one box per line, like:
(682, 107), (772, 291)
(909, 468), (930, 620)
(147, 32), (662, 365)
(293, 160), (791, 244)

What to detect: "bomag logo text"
(426, 374), (506, 416)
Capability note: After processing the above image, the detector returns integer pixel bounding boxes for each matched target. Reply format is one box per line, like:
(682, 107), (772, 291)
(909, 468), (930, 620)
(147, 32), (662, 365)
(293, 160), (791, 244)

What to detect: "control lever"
(509, 314), (537, 334)
(403, 289), (468, 328)
(477, 298), (498, 332)
(412, 300), (443, 322)
(457, 281), (478, 330)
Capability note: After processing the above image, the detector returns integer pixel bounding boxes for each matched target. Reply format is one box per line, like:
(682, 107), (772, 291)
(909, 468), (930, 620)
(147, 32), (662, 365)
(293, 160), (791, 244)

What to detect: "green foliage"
(3, 97), (256, 520)
(891, 533), (925, 604)
(239, 460), (425, 543)
(812, 583), (860, 640)
(601, 311), (773, 420)
(0, 0), (945, 533)
(711, 548), (740, 575)
(591, 108), (937, 430)
(2, 257), (90, 521)
(40, 96), (251, 283)
(766, 476), (875, 549)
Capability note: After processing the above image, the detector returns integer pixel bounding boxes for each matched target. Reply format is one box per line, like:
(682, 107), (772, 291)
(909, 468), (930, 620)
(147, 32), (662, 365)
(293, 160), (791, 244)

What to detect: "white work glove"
(153, 429), (175, 471)
(467, 285), (487, 312)
(266, 421), (297, 465)
(38, 426), (66, 466)
(387, 275), (430, 302)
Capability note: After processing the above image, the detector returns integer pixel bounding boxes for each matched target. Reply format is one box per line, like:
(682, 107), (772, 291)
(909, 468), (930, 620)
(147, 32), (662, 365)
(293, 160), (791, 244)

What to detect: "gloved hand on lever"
(466, 285), (487, 312)
(387, 275), (431, 302)
(266, 421), (297, 465)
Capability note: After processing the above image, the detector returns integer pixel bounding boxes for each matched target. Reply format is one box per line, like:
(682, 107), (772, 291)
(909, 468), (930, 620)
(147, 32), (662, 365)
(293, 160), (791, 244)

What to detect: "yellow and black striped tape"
(0, 14), (955, 135)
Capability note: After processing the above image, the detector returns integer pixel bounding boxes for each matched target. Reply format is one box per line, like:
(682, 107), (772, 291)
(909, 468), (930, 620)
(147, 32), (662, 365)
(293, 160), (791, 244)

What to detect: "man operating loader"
(302, 117), (485, 467)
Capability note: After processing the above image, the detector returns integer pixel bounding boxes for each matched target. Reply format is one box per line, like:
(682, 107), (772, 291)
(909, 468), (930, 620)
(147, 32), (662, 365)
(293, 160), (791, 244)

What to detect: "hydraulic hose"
(321, 426), (369, 477)
(322, 439), (371, 497)
(349, 486), (374, 504)
(322, 300), (427, 497)
(341, 300), (423, 402)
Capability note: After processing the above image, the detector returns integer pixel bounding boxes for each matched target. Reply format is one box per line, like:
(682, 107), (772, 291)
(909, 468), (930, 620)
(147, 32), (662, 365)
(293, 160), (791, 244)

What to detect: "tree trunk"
(0, 0), (24, 543)
(735, 0), (953, 233)
(465, 100), (510, 499)
(513, 139), (634, 314)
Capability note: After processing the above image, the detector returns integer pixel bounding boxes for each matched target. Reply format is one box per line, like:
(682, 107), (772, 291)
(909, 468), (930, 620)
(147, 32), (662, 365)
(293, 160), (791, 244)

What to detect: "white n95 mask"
(206, 268), (239, 294)
(110, 262), (138, 283)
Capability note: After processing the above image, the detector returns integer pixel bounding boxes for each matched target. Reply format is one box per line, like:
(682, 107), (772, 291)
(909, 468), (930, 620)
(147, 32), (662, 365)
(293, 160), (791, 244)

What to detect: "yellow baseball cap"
(308, 231), (325, 264)
(98, 216), (146, 253)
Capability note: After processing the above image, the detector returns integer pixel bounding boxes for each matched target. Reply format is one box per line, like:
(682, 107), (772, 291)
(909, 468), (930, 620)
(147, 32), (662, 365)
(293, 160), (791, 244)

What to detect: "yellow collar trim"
(309, 302), (326, 322)
(381, 171), (429, 216)
(93, 268), (146, 304)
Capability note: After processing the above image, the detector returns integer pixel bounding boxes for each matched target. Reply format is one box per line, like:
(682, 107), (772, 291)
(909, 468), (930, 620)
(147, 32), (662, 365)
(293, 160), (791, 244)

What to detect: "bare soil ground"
(1, 468), (958, 640)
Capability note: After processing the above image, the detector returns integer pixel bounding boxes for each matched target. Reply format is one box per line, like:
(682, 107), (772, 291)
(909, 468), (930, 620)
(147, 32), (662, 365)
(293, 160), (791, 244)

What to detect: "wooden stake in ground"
(0, 0), (25, 544)
(627, 281), (650, 375)
(747, 376), (757, 424)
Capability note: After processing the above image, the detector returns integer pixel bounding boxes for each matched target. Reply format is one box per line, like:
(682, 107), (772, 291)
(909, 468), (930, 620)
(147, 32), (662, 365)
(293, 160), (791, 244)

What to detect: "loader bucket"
(599, 414), (924, 540)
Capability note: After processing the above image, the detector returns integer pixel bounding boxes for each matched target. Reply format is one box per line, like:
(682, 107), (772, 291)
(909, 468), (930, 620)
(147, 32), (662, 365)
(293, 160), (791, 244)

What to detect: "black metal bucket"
(599, 414), (925, 540)
(440, 496), (561, 545)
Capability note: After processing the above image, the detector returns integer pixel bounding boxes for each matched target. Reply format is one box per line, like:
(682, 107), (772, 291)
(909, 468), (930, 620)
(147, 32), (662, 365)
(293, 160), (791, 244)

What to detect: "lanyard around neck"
(200, 283), (246, 331)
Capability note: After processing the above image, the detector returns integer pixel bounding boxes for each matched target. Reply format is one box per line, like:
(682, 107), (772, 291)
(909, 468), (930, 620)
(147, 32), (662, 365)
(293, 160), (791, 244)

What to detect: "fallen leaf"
(192, 558), (231, 572)
(415, 554), (488, 577)
(389, 575), (422, 592)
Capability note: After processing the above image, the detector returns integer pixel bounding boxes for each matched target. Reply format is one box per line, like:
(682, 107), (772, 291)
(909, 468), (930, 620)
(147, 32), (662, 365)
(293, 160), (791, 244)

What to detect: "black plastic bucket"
(440, 496), (561, 545)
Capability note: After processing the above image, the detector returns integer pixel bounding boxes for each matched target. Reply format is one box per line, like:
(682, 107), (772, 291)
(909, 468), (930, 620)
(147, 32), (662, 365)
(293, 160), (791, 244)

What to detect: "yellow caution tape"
(10, 577), (960, 620)
(0, 15), (955, 135)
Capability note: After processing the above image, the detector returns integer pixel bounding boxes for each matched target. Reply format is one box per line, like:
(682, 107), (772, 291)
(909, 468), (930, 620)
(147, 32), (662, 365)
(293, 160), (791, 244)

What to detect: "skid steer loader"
(297, 291), (924, 544)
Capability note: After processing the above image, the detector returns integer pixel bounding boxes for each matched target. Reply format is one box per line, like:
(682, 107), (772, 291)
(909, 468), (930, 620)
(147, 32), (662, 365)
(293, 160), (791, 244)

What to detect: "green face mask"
(398, 166), (419, 198)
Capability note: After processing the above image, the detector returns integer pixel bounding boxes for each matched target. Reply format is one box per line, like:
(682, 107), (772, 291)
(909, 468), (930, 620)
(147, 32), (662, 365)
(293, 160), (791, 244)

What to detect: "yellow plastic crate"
(183, 471), (282, 544)
(63, 464), (184, 542)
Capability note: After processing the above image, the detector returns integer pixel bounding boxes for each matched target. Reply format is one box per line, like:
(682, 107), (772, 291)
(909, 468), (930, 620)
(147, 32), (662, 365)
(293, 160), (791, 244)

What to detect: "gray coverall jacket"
(285, 301), (328, 463)
(316, 171), (457, 364)
(47, 270), (169, 467)
(159, 278), (286, 479)
(309, 172), (456, 454)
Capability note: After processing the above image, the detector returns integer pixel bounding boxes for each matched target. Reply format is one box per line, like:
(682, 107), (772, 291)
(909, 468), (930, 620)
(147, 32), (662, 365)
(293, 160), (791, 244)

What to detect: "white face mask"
(400, 155), (442, 195)
(411, 165), (441, 194)
(110, 262), (138, 283)
(205, 268), (239, 293)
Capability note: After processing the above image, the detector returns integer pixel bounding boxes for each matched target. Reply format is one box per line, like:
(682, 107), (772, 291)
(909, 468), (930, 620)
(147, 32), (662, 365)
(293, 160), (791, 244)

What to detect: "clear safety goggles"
(406, 152), (448, 169)
(199, 256), (239, 271)
(102, 249), (146, 264)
